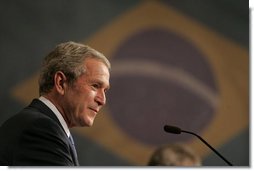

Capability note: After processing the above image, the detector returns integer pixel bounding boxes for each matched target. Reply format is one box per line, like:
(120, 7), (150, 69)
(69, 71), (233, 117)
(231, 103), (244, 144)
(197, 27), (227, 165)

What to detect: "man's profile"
(0, 41), (110, 166)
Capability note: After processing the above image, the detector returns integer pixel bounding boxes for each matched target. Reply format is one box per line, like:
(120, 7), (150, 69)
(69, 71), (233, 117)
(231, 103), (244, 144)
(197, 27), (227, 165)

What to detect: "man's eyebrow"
(103, 82), (110, 90)
(93, 79), (110, 89)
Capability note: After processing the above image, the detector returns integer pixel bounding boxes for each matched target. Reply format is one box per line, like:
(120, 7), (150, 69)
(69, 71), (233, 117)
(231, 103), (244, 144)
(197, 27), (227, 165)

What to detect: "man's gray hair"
(38, 41), (110, 95)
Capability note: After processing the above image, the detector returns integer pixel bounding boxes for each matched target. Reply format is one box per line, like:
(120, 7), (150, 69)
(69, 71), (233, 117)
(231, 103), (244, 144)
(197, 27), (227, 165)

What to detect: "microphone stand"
(181, 130), (233, 166)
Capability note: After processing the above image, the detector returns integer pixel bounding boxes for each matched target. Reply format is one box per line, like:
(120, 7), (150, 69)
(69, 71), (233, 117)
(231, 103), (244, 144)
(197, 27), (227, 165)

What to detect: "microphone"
(163, 125), (233, 166)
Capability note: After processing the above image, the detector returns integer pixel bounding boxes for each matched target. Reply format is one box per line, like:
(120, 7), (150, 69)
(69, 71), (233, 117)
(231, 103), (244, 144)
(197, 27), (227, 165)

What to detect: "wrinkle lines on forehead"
(83, 59), (110, 88)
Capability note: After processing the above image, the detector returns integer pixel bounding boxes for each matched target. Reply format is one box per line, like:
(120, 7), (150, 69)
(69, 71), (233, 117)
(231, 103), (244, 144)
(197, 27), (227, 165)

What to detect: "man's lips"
(89, 107), (99, 113)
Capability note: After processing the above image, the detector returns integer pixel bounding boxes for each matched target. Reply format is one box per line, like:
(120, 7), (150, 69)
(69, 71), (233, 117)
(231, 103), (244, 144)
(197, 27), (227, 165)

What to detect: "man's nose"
(95, 90), (106, 106)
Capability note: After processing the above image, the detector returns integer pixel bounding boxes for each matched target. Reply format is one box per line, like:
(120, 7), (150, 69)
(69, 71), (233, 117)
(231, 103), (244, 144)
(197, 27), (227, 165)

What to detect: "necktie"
(69, 134), (79, 166)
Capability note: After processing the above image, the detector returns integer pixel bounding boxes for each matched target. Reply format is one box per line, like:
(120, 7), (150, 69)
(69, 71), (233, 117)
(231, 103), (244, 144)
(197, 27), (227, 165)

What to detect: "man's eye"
(92, 84), (99, 89)
(104, 88), (109, 93)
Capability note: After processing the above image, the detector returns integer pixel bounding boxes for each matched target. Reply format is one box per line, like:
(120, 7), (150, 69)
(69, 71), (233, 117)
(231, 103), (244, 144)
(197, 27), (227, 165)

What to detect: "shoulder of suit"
(1, 107), (65, 137)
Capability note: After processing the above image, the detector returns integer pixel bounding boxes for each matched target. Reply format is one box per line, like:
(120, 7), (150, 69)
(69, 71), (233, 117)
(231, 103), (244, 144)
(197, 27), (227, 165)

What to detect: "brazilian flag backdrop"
(0, 0), (249, 166)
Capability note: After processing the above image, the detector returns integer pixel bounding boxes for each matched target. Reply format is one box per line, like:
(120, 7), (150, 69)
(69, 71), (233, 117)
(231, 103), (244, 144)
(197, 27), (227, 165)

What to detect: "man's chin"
(82, 118), (94, 127)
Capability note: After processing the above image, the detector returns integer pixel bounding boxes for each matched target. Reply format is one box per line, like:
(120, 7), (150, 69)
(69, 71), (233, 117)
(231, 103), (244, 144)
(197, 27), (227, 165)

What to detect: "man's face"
(63, 58), (110, 127)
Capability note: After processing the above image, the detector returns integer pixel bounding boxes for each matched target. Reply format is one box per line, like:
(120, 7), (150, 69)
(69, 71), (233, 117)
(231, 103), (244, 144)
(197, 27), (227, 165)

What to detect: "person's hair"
(148, 143), (201, 166)
(38, 41), (110, 95)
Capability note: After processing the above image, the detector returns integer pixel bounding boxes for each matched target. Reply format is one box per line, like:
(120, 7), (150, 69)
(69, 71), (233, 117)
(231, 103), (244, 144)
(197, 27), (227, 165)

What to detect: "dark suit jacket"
(0, 99), (79, 166)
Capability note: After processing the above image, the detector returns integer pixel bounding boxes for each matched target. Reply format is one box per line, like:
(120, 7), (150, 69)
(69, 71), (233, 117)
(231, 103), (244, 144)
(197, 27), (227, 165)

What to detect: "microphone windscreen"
(164, 125), (182, 134)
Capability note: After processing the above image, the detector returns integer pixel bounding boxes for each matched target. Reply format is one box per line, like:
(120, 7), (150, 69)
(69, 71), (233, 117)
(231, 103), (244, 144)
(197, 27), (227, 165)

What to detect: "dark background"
(0, 0), (249, 166)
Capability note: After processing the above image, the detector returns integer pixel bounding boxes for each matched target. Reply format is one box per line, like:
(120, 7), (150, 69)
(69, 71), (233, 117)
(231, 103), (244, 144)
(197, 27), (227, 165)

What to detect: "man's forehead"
(85, 58), (109, 73)
(84, 57), (109, 68)
(85, 69), (110, 87)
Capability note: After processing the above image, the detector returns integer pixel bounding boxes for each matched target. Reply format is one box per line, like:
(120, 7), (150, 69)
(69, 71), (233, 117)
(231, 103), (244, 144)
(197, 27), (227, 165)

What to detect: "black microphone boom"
(163, 125), (233, 166)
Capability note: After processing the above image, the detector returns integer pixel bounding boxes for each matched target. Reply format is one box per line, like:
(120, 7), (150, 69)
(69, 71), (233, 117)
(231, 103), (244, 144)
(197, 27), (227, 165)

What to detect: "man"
(0, 41), (110, 166)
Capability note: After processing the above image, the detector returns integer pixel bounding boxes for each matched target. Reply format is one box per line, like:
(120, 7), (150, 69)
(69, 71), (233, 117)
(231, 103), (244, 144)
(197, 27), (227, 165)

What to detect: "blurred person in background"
(148, 143), (201, 166)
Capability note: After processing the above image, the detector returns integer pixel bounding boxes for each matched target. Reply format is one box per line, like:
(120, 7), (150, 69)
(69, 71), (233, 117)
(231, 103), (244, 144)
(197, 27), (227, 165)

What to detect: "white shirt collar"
(39, 96), (70, 137)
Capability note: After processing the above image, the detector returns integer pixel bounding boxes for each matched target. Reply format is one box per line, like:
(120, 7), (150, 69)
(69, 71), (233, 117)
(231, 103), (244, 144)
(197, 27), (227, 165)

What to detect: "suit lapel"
(28, 99), (79, 166)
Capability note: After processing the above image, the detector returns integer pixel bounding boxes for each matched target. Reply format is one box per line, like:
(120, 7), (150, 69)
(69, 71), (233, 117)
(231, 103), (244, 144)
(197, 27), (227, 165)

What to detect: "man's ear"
(54, 71), (67, 95)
